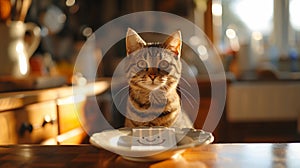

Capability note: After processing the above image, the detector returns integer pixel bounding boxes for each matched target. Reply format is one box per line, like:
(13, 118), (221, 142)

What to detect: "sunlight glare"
(290, 0), (300, 31)
(231, 0), (273, 33)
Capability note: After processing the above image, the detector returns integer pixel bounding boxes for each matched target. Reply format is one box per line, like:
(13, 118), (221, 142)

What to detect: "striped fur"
(124, 28), (193, 128)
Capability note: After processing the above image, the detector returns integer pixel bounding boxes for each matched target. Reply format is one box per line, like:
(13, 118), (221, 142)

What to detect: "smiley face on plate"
(131, 128), (176, 150)
(137, 135), (166, 146)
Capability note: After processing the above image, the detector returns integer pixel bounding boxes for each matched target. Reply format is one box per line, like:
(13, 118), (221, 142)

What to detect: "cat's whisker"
(178, 87), (198, 104)
(178, 89), (195, 109)
(176, 87), (199, 110)
(132, 80), (144, 86)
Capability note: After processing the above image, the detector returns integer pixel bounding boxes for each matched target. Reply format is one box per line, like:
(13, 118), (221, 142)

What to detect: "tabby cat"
(124, 28), (193, 128)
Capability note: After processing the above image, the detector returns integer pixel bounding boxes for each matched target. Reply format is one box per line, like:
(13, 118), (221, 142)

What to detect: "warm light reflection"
(44, 115), (52, 123)
(56, 95), (86, 105)
(225, 28), (236, 39)
(189, 36), (201, 46)
(19, 53), (28, 75)
(16, 42), (24, 53)
(16, 42), (28, 75)
(252, 31), (263, 41)
(251, 31), (264, 55)
(56, 127), (83, 143)
(66, 0), (75, 7)
(82, 27), (93, 37)
(225, 28), (240, 51)
(20, 148), (32, 160)
(197, 45), (209, 61)
(150, 154), (207, 168)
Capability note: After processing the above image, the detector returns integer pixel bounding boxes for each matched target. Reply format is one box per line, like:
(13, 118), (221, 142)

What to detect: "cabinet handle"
(19, 123), (33, 136)
(19, 116), (56, 136)
(42, 115), (56, 127)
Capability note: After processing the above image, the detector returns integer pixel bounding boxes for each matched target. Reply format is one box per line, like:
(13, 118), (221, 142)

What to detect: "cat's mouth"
(138, 80), (163, 90)
(147, 76), (169, 88)
(145, 83), (161, 90)
(132, 74), (167, 90)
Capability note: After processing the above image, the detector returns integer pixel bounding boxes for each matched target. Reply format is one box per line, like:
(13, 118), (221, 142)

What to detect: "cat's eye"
(158, 60), (169, 69)
(137, 60), (148, 69)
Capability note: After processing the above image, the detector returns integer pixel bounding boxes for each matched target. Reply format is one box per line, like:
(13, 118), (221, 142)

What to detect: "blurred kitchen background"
(0, 0), (300, 144)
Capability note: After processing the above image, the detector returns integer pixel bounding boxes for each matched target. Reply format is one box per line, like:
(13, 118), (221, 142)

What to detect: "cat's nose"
(149, 74), (156, 81)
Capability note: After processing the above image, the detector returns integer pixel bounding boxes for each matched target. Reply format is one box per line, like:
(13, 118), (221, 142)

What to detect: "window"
(217, 0), (300, 74)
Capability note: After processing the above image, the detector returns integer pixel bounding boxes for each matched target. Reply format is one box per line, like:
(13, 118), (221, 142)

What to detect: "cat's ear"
(163, 30), (182, 57)
(126, 28), (146, 55)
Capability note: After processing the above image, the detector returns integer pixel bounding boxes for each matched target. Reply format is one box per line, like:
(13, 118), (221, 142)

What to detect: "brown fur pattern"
(124, 28), (193, 128)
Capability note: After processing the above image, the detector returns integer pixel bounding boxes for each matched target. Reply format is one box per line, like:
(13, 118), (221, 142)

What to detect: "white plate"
(90, 127), (214, 162)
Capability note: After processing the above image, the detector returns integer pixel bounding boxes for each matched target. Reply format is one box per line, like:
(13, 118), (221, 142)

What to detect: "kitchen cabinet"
(226, 81), (300, 142)
(0, 79), (110, 145)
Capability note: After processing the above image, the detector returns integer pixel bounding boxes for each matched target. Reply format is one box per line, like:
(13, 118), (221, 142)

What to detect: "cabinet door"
(56, 96), (86, 144)
(0, 111), (17, 144)
(15, 101), (58, 144)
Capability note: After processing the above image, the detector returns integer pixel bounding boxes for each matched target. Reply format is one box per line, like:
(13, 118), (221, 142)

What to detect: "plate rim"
(90, 127), (214, 158)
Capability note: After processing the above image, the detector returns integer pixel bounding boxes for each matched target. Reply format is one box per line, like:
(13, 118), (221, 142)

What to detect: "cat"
(123, 28), (193, 128)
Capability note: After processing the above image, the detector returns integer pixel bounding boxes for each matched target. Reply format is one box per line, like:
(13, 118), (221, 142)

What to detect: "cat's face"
(125, 28), (182, 91)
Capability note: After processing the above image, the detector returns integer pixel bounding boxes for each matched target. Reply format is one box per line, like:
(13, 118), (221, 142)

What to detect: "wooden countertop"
(0, 78), (110, 112)
(0, 143), (299, 168)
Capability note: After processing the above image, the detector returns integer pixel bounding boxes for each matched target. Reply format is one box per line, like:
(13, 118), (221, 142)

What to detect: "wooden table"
(0, 143), (299, 168)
